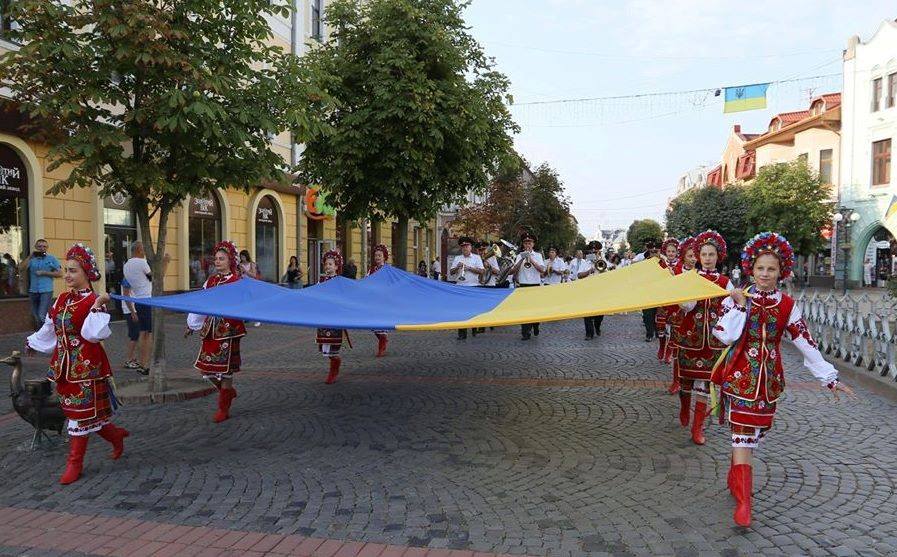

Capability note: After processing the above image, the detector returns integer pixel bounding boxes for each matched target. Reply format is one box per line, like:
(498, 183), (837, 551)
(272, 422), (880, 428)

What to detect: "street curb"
(821, 352), (897, 402)
(116, 379), (216, 406)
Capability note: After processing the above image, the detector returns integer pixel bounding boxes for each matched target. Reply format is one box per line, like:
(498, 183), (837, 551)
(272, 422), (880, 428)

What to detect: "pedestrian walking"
(122, 242), (155, 374)
(417, 260), (429, 278)
(119, 278), (143, 372)
(239, 250), (260, 279)
(286, 255), (303, 289)
(431, 257), (441, 281)
(26, 243), (129, 485)
(670, 230), (733, 445)
(22, 239), (62, 328)
(186, 241), (246, 423)
(712, 232), (855, 527)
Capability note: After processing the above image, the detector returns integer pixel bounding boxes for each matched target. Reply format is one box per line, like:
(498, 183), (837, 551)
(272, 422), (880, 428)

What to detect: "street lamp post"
(833, 208), (861, 294)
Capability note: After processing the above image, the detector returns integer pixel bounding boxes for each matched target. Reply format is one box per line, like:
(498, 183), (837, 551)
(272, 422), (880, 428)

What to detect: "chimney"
(733, 125), (741, 133)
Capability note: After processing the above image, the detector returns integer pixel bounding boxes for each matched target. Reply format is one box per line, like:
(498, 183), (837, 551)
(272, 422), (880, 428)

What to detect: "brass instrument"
(595, 258), (608, 273)
(479, 243), (503, 285)
(494, 239), (519, 286)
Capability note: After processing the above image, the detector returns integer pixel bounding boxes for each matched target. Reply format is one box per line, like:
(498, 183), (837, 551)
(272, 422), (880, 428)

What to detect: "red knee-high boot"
(325, 356), (341, 384)
(732, 464), (752, 526)
(97, 423), (130, 460)
(691, 400), (707, 445)
(375, 334), (388, 357)
(678, 392), (691, 427)
(213, 387), (237, 423)
(656, 335), (667, 361)
(667, 367), (680, 395)
(59, 435), (89, 485)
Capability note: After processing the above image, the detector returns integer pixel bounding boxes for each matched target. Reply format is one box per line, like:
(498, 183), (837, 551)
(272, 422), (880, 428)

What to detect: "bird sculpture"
(3, 351), (65, 446)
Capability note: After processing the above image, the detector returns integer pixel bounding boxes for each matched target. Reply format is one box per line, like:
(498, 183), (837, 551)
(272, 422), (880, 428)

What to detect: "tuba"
(480, 243), (503, 285)
(494, 239), (519, 286)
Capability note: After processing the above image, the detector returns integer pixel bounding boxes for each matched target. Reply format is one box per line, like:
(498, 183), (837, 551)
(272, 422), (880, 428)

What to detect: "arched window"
(255, 195), (279, 281)
(0, 144), (28, 298)
(188, 193), (222, 288)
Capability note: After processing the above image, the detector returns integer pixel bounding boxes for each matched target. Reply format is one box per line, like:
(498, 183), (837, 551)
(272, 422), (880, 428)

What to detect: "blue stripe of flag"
(724, 83), (770, 102)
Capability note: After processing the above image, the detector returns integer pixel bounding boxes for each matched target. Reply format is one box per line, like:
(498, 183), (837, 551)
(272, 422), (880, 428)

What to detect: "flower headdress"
(213, 240), (239, 275)
(678, 236), (695, 260)
(65, 243), (101, 282)
(322, 249), (343, 274)
(660, 238), (680, 255)
(372, 244), (389, 262)
(741, 232), (795, 279)
(694, 229), (727, 261)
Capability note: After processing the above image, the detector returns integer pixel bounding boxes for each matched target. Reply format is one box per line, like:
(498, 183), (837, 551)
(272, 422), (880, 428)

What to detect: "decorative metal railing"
(795, 290), (897, 381)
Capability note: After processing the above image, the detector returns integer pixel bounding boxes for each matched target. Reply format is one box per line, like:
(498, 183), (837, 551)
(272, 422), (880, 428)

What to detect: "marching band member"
(666, 237), (697, 394)
(712, 232), (854, 527)
(543, 247), (567, 285)
(450, 236), (485, 340)
(509, 232), (545, 340)
(368, 244), (390, 357)
(655, 238), (680, 362)
(317, 250), (348, 384)
(567, 250), (586, 282)
(671, 230), (732, 444)
(26, 243), (128, 485)
(186, 240), (246, 423)
(636, 239), (660, 341)
(580, 241), (604, 339)
(477, 241), (500, 288)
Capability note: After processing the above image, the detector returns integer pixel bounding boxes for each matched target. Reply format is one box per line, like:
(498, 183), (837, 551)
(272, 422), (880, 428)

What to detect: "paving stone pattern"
(0, 314), (895, 556)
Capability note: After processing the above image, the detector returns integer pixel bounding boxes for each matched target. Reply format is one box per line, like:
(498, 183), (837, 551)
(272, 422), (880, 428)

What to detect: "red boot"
(678, 392), (691, 427)
(97, 423), (130, 460)
(691, 401), (707, 445)
(732, 464), (752, 526)
(667, 375), (680, 395)
(213, 387), (237, 423)
(375, 334), (388, 357)
(59, 435), (89, 485)
(727, 454), (735, 496)
(325, 356), (341, 384)
(656, 336), (667, 361)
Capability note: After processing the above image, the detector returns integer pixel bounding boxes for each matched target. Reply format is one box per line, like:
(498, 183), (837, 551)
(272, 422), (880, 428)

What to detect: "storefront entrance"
(863, 227), (897, 287)
(103, 193), (138, 318)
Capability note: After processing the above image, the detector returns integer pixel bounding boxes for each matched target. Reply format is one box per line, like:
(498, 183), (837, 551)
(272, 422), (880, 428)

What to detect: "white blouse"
(26, 294), (112, 354)
(712, 291), (838, 386)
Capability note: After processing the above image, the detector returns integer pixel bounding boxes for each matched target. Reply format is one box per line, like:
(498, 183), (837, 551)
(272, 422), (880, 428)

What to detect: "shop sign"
(189, 194), (220, 219)
(304, 186), (336, 221)
(256, 196), (276, 225)
(0, 144), (26, 199)
(103, 191), (131, 210)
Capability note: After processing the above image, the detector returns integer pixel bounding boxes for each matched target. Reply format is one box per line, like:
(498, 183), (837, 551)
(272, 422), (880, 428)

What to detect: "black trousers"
(642, 308), (657, 339)
(584, 315), (604, 338)
(518, 283), (540, 337)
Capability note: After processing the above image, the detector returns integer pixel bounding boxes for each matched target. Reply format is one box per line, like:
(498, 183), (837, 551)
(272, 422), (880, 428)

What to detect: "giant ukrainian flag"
(723, 83), (770, 114)
(114, 260), (728, 331)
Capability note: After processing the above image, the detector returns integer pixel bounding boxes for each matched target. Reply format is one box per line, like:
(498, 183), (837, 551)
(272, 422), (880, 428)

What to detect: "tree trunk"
(135, 200), (171, 394)
(394, 215), (409, 271)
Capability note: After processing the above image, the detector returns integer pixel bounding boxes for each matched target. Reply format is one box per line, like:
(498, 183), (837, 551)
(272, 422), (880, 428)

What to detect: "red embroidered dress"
(27, 290), (115, 436)
(367, 263), (388, 338)
(711, 289), (837, 430)
(671, 270), (733, 382)
(188, 272), (246, 376)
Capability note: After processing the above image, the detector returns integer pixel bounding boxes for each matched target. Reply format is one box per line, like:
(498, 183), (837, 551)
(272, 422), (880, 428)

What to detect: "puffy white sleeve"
(26, 316), (57, 354)
(785, 303), (838, 385)
(680, 300), (697, 312)
(187, 312), (207, 331)
(82, 311), (112, 343)
(712, 297), (747, 346)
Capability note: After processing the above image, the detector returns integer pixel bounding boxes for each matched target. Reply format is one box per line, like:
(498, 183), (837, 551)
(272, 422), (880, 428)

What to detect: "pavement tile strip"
(0, 506), (523, 557)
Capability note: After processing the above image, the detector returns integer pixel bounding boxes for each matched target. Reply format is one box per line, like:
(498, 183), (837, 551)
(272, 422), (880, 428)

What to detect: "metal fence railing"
(795, 290), (897, 381)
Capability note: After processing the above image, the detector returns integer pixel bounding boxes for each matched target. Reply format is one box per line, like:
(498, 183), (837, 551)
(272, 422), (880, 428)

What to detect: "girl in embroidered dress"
(666, 237), (697, 395)
(368, 244), (389, 357)
(712, 232), (854, 527)
(655, 238), (680, 365)
(317, 250), (348, 384)
(186, 241), (246, 423)
(26, 243), (129, 485)
(670, 230), (733, 444)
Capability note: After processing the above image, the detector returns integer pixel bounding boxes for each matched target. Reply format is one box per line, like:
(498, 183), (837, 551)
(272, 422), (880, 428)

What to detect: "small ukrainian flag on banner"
(885, 194), (897, 224)
(723, 83), (770, 113)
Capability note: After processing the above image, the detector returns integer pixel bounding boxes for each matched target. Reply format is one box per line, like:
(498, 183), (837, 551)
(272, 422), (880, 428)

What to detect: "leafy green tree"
(627, 219), (663, 253)
(297, 0), (518, 269)
(1, 0), (330, 390)
(665, 185), (750, 266)
(523, 163), (579, 253)
(744, 161), (834, 256)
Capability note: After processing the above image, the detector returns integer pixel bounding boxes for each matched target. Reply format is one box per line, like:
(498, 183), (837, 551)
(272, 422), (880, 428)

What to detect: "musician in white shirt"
(543, 247), (567, 285)
(580, 240), (605, 339)
(567, 250), (585, 282)
(477, 241), (500, 287)
(509, 232), (545, 340)
(449, 236), (484, 339)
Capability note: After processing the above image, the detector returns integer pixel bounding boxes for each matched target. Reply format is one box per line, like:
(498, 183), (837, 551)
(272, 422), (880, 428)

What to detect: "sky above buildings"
(463, 0), (896, 238)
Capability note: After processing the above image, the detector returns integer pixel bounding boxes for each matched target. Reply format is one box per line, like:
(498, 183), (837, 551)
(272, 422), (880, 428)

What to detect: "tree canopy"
(665, 185), (750, 266)
(627, 219), (663, 253)
(295, 0), (518, 267)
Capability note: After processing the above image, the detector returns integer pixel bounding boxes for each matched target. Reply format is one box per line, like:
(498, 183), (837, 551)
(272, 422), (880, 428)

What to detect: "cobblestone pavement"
(0, 314), (896, 556)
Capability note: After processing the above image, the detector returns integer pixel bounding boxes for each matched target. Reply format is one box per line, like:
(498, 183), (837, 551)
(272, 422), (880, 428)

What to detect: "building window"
(889, 73), (897, 109)
(819, 149), (833, 185)
(872, 77), (883, 112)
(187, 194), (222, 289)
(0, 143), (27, 298)
(872, 139), (891, 186)
(255, 195), (279, 281)
(311, 0), (323, 41)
